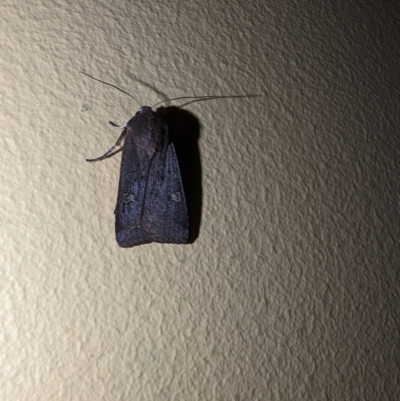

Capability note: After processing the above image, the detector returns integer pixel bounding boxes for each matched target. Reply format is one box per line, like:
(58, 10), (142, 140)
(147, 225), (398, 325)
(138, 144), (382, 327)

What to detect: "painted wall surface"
(1, 0), (399, 399)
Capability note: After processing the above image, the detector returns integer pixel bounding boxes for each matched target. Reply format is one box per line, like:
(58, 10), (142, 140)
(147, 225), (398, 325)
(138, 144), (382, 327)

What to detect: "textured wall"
(1, 0), (399, 400)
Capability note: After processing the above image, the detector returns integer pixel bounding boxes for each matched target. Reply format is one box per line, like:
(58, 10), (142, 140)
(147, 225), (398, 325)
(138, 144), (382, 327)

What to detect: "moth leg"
(86, 128), (127, 162)
(109, 121), (127, 129)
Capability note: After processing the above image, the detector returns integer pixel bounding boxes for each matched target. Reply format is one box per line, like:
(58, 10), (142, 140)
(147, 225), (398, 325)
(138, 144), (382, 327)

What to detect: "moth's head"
(138, 106), (152, 114)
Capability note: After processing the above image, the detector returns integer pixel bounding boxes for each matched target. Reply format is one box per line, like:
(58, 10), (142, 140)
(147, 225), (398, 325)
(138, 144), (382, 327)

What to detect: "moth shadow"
(157, 106), (202, 243)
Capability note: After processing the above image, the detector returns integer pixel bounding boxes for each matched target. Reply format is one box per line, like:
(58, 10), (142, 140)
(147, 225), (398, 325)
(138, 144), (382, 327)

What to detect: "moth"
(82, 73), (189, 247)
(82, 73), (256, 247)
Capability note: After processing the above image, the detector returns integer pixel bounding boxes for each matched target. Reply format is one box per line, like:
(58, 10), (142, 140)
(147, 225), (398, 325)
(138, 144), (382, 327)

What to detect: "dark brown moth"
(82, 73), (188, 247)
(82, 72), (258, 247)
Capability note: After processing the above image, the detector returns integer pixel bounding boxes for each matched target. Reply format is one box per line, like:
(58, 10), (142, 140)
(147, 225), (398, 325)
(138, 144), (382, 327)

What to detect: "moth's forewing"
(141, 141), (189, 244)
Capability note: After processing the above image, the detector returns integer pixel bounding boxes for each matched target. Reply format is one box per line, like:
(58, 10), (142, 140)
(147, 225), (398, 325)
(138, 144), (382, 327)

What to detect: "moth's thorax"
(128, 106), (166, 157)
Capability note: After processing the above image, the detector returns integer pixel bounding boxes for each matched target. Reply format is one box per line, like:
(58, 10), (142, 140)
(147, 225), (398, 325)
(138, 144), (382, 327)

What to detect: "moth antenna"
(151, 94), (261, 108)
(80, 72), (142, 107)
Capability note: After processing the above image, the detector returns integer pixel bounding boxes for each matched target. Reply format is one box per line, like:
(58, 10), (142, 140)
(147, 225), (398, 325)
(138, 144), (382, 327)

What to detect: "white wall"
(1, 0), (399, 399)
